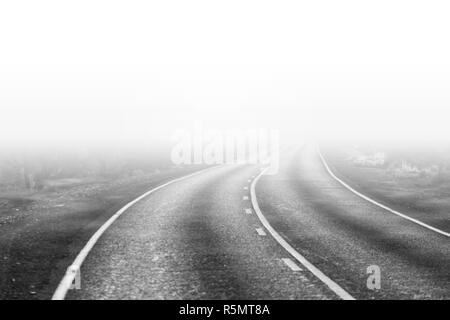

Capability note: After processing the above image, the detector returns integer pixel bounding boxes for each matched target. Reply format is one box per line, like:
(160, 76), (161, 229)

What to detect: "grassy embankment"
(322, 145), (450, 233)
(0, 166), (204, 299)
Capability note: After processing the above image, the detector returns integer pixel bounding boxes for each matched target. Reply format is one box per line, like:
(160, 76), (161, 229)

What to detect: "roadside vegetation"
(322, 141), (450, 232)
(0, 146), (201, 299)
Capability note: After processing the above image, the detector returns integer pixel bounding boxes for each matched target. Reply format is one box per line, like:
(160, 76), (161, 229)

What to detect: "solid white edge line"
(250, 167), (355, 300)
(52, 166), (219, 300)
(317, 146), (450, 238)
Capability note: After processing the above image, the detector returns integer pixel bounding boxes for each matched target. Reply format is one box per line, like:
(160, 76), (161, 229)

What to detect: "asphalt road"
(257, 144), (449, 299)
(0, 167), (206, 300)
(65, 145), (449, 300)
(68, 164), (335, 299)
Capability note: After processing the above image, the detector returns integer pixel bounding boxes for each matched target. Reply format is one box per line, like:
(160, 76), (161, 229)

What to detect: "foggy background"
(1, 0), (450, 190)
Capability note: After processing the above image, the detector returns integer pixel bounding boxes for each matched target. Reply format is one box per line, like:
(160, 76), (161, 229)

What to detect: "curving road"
(64, 145), (449, 300)
(67, 164), (335, 299)
(257, 144), (449, 299)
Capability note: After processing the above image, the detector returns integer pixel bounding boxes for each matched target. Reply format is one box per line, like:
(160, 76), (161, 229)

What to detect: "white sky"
(1, 1), (450, 147)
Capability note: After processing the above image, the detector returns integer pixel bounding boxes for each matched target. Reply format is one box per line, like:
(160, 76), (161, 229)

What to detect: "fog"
(1, 1), (450, 151)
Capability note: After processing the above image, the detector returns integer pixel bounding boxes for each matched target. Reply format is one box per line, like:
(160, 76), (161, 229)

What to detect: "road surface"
(257, 144), (449, 299)
(65, 145), (449, 299)
(67, 164), (335, 299)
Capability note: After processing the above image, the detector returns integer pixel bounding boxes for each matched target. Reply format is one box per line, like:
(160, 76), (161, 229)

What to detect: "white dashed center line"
(251, 167), (355, 300)
(282, 258), (302, 271)
(243, 196), (249, 200)
(243, 186), (248, 190)
(255, 228), (266, 236)
(245, 208), (253, 214)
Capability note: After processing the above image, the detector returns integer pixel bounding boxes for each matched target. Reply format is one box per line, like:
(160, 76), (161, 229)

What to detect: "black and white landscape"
(0, 1), (449, 301)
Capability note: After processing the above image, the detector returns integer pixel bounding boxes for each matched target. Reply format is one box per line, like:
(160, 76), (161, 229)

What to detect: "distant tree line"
(354, 142), (450, 184)
(0, 147), (171, 192)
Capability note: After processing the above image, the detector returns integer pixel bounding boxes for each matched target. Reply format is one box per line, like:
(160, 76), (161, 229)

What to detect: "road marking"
(245, 208), (253, 214)
(251, 167), (355, 300)
(282, 258), (302, 271)
(52, 166), (219, 300)
(256, 228), (266, 236)
(243, 196), (249, 200)
(248, 179), (251, 182)
(317, 146), (450, 239)
(243, 186), (248, 190)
